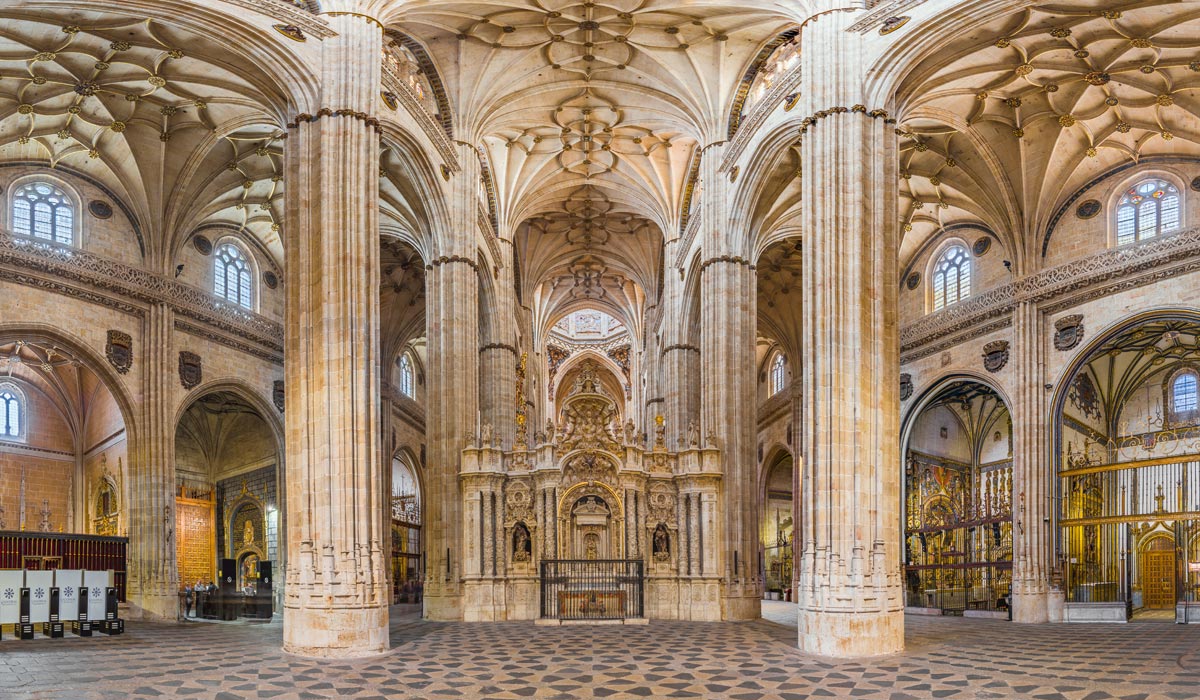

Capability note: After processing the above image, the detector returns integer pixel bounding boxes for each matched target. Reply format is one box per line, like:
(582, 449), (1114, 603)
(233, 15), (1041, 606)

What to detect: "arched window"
(398, 353), (415, 398)
(1172, 371), (1198, 415)
(770, 353), (787, 396)
(12, 181), (75, 245)
(932, 246), (971, 311)
(0, 383), (25, 441)
(1116, 178), (1180, 246)
(214, 242), (253, 309)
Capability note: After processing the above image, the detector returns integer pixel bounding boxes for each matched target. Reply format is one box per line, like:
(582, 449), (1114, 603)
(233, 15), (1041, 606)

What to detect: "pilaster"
(281, 11), (388, 657)
(795, 7), (904, 656)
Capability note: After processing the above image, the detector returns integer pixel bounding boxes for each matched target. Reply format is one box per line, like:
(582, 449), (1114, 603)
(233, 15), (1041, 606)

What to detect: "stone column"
(795, 8), (904, 656)
(698, 143), (760, 620)
(128, 301), (178, 619)
(281, 10), (388, 657)
(424, 141), (482, 620)
(480, 239), (518, 448)
(1012, 300), (1054, 621)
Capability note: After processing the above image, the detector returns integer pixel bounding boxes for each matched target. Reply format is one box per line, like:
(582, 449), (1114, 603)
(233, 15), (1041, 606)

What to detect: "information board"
(25, 570), (53, 624)
(56, 569), (83, 620)
(0, 570), (24, 624)
(84, 570), (111, 622)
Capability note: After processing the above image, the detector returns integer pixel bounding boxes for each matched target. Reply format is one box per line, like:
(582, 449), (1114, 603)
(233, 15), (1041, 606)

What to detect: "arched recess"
(900, 374), (1014, 615)
(173, 380), (284, 616)
(552, 351), (627, 419)
(0, 323), (138, 597)
(391, 446), (424, 603)
(758, 445), (794, 600)
(1049, 308), (1200, 619)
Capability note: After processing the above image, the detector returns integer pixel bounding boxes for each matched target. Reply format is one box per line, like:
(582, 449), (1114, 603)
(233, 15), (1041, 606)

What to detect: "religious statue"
(243, 518), (255, 546)
(515, 413), (528, 449)
(512, 523), (531, 563)
(705, 429), (717, 448)
(653, 415), (665, 449)
(624, 419), (636, 444)
(163, 505), (173, 547)
(584, 533), (599, 560)
(545, 418), (555, 442)
(686, 420), (698, 448)
(652, 524), (671, 561)
(481, 422), (494, 448)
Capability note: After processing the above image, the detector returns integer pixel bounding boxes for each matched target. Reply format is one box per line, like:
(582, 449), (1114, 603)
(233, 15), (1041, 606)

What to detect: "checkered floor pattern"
(1, 602), (1197, 699)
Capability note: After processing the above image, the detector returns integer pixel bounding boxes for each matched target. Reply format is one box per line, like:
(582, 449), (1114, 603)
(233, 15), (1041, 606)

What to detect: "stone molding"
(286, 107), (381, 132)
(699, 255), (755, 273)
(720, 64), (804, 172)
(0, 232), (284, 357)
(429, 254), (479, 270)
(900, 226), (1200, 362)
(661, 344), (700, 355)
(380, 62), (459, 170)
(846, 0), (928, 33)
(481, 342), (518, 356)
(222, 0), (336, 38)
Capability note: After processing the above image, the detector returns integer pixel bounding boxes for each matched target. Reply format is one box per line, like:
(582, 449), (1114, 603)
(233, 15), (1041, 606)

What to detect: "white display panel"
(55, 569), (83, 620)
(0, 570), (24, 624)
(84, 570), (111, 621)
(25, 570), (54, 624)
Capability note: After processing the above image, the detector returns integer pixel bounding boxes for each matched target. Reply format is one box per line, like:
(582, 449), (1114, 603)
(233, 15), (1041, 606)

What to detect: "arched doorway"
(902, 378), (1013, 615)
(174, 389), (282, 617)
(761, 450), (794, 600)
(391, 451), (422, 604)
(1053, 313), (1200, 621)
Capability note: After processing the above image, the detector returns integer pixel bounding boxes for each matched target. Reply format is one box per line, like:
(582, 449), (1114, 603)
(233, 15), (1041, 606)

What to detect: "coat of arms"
(982, 341), (1010, 373)
(1054, 314), (1084, 351)
(273, 380), (285, 412)
(900, 373), (913, 401)
(105, 330), (133, 374)
(179, 351), (202, 389)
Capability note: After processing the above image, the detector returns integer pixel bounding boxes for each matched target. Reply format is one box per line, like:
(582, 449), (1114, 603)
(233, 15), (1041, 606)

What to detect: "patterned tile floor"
(1, 602), (1198, 700)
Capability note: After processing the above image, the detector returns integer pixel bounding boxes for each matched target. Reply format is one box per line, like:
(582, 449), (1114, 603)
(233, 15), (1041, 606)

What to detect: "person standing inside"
(184, 585), (194, 618)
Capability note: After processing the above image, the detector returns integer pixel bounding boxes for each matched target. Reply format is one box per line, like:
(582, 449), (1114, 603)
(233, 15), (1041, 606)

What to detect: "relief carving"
(1054, 314), (1085, 351)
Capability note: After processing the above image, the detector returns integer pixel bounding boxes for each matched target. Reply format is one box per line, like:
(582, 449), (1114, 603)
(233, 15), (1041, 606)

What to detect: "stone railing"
(0, 233), (284, 360)
(900, 226), (1200, 362)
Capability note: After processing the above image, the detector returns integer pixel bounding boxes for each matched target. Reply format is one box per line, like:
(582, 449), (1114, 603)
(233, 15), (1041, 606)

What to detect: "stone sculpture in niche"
(512, 523), (531, 562)
(652, 523), (671, 561)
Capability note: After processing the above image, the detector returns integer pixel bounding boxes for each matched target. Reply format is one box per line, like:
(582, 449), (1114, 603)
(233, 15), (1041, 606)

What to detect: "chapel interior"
(1, 0), (1200, 694)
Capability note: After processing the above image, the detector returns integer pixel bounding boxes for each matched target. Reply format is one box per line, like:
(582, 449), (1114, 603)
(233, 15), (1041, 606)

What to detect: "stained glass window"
(399, 353), (415, 398)
(12, 182), (74, 245)
(770, 353), (787, 396)
(0, 384), (24, 440)
(1116, 179), (1180, 246)
(214, 242), (253, 309)
(932, 246), (971, 311)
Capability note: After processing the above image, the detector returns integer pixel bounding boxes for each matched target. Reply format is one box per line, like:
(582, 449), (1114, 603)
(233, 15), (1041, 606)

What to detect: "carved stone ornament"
(263, 270), (279, 290)
(879, 15), (911, 35)
(105, 330), (132, 374)
(972, 236), (992, 256)
(1192, 175), (1200, 192)
(273, 24), (307, 42)
(273, 380), (285, 412)
(179, 351), (202, 389)
(192, 234), (213, 255)
(1075, 199), (1102, 220)
(982, 340), (1010, 373)
(899, 373), (913, 401)
(1053, 314), (1085, 351)
(905, 272), (921, 290)
(88, 200), (113, 219)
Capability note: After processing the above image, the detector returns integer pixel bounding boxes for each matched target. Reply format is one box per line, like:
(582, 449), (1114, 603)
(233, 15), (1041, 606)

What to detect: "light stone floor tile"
(0, 602), (1197, 700)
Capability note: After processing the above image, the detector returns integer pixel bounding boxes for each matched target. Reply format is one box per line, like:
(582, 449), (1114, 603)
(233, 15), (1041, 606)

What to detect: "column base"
(721, 587), (762, 621)
(1012, 590), (1059, 623)
(127, 592), (180, 621)
(423, 591), (464, 621)
(283, 604), (388, 658)
(797, 608), (904, 657)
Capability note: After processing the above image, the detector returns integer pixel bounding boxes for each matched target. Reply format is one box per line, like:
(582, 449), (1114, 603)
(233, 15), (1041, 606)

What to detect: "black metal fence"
(540, 559), (644, 620)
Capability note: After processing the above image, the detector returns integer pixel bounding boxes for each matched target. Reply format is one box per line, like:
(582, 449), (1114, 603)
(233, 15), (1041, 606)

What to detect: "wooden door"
(1142, 539), (1176, 609)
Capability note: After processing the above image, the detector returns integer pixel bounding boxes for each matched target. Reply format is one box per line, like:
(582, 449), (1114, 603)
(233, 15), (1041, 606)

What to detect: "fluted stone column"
(480, 239), (518, 448)
(795, 8), (904, 656)
(423, 141), (481, 620)
(281, 11), (388, 657)
(128, 301), (178, 619)
(698, 143), (760, 620)
(1012, 300), (1054, 621)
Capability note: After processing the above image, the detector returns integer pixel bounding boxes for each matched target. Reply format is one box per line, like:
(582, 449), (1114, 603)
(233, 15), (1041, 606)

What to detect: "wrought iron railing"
(540, 559), (644, 620)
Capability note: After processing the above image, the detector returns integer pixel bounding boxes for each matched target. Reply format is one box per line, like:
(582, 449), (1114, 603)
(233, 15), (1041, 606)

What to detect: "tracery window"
(398, 353), (415, 398)
(770, 353), (787, 396)
(0, 383), (25, 441)
(11, 181), (75, 245)
(1115, 179), (1180, 246)
(214, 242), (253, 309)
(932, 246), (971, 311)
(1172, 371), (1198, 416)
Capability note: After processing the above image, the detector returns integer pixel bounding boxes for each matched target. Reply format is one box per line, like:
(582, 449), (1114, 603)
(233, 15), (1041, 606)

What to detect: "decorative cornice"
(699, 255), (755, 272)
(721, 63), (804, 172)
(846, 0), (927, 33)
(175, 319), (282, 364)
(429, 254), (478, 270)
(481, 342), (518, 357)
(222, 0), (336, 38)
(0, 232), (283, 355)
(900, 226), (1200, 363)
(661, 344), (700, 355)
(321, 11), (384, 30)
(728, 29), (800, 140)
(678, 148), (703, 236)
(380, 65), (459, 169)
(795, 105), (897, 139)
(286, 107), (381, 133)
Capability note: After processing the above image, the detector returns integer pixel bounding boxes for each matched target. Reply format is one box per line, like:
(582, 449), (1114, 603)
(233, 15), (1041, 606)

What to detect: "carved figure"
(481, 422), (494, 447)
(652, 524), (671, 561)
(243, 518), (255, 546)
(624, 419), (635, 444)
(512, 523), (531, 562)
(686, 420), (698, 447)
